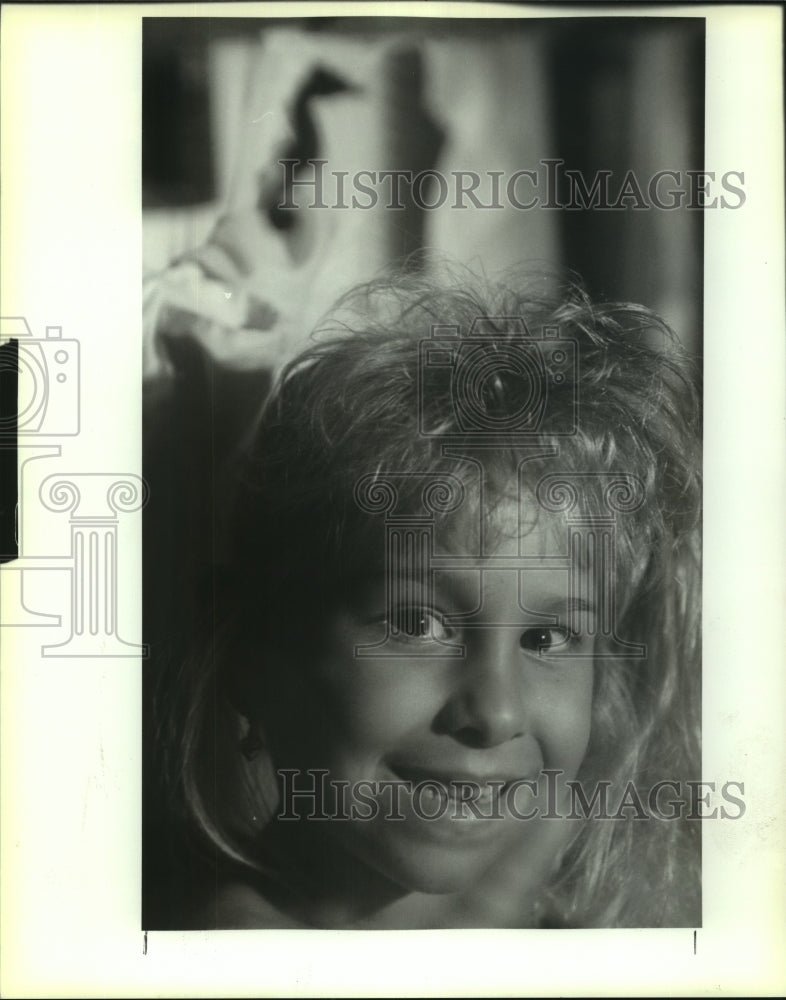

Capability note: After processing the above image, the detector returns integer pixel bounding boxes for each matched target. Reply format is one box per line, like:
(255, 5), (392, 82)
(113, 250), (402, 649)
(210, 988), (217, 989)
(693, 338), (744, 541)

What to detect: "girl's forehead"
(434, 494), (569, 560)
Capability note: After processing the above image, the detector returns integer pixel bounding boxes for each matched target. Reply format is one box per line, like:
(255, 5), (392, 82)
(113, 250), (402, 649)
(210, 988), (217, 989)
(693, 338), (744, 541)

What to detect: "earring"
(239, 731), (263, 761)
(239, 719), (264, 761)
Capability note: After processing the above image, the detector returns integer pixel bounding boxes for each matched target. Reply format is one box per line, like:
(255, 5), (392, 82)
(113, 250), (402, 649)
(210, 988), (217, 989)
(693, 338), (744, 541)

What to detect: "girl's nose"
(434, 630), (529, 748)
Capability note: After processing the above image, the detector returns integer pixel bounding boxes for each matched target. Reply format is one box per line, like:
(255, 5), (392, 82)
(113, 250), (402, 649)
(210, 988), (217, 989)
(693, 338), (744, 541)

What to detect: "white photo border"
(1, 2), (784, 997)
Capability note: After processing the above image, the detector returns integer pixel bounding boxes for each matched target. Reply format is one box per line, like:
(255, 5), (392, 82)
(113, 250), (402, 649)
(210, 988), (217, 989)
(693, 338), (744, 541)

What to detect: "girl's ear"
(214, 709), (279, 840)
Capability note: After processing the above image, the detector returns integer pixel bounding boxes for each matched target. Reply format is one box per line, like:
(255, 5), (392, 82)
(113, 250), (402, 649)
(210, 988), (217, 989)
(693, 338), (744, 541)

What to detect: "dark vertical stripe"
(0, 339), (19, 562)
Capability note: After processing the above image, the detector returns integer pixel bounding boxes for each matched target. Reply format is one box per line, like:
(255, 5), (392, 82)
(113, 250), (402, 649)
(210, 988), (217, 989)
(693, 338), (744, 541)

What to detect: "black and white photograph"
(142, 14), (706, 932)
(1, 1), (784, 995)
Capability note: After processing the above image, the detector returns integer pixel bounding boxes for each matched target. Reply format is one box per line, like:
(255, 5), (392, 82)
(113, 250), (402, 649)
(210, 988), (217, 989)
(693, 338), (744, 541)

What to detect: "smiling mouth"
(387, 763), (519, 810)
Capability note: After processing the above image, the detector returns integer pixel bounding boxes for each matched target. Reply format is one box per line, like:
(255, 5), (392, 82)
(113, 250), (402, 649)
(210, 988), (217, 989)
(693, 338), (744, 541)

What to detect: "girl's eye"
(519, 625), (572, 653)
(390, 606), (453, 643)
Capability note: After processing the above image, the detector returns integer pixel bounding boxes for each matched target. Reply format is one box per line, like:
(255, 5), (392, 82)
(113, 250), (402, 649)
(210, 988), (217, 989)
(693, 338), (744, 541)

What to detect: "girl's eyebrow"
(341, 570), (597, 618)
(537, 596), (596, 615)
(442, 594), (597, 623)
(535, 594), (595, 611)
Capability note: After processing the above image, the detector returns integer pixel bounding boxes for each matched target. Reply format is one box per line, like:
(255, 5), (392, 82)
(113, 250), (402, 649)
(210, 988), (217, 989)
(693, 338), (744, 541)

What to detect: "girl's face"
(261, 497), (596, 899)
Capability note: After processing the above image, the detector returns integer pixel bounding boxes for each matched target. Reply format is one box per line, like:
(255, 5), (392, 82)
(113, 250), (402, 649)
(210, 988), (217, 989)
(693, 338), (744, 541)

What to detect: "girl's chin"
(343, 819), (527, 898)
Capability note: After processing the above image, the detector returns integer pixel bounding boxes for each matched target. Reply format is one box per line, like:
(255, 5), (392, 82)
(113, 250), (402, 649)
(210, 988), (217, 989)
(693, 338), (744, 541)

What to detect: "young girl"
(149, 266), (701, 930)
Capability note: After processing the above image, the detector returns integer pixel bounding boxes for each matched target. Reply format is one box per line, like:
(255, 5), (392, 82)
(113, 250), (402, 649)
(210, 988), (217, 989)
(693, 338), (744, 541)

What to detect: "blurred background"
(142, 13), (704, 927)
(143, 15), (704, 358)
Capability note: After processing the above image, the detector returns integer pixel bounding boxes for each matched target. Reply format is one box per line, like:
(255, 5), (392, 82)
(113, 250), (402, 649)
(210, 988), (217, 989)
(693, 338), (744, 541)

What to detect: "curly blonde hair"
(156, 264), (701, 928)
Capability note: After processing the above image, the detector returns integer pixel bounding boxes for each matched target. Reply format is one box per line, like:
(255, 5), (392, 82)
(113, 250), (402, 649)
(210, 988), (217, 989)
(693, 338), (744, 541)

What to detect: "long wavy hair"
(155, 263), (702, 927)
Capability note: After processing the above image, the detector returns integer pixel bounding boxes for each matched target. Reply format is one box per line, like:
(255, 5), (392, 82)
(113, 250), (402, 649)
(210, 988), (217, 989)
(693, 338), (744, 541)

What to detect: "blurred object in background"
(423, 24), (560, 278)
(143, 24), (447, 380)
(143, 17), (704, 379)
(549, 19), (704, 356)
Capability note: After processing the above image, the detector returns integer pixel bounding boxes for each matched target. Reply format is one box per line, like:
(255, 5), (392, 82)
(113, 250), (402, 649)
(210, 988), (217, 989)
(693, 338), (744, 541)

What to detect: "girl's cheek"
(342, 665), (443, 717)
(315, 654), (448, 740)
(529, 667), (594, 772)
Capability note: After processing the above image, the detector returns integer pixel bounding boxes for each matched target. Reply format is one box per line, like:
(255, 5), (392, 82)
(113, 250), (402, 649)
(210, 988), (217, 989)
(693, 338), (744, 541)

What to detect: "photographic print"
(142, 13), (706, 932)
(1, 2), (784, 996)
